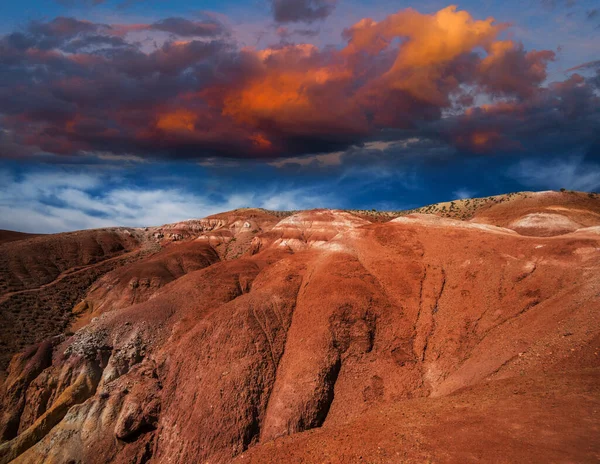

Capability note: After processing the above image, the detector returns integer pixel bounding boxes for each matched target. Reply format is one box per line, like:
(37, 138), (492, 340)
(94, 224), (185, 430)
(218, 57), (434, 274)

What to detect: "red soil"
(0, 192), (599, 463)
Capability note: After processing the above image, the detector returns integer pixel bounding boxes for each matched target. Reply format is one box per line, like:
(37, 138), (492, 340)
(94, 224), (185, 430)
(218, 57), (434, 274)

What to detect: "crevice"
(432, 267), (446, 315)
(234, 276), (245, 298)
(515, 262), (537, 283)
(241, 404), (261, 451)
(138, 435), (155, 464)
(118, 423), (157, 444)
(485, 353), (519, 378)
(301, 356), (342, 430)
(478, 297), (542, 344)
(413, 264), (428, 359)
(422, 266), (445, 363)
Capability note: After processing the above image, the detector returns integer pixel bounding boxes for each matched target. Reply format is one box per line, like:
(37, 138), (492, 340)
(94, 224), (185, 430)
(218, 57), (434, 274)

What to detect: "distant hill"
(0, 230), (42, 245)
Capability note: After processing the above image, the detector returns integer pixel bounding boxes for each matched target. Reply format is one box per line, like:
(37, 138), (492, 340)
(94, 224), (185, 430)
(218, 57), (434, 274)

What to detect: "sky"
(0, 0), (599, 232)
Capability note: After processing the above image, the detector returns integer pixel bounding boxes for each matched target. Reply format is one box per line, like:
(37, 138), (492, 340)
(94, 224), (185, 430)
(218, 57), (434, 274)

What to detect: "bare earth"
(0, 190), (599, 463)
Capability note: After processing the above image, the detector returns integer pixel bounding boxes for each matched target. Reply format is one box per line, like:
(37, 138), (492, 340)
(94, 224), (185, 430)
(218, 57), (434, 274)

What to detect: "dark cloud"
(0, 7), (598, 163)
(28, 17), (99, 38)
(150, 17), (227, 37)
(292, 28), (320, 36)
(477, 43), (555, 99)
(3, 17), (107, 51)
(276, 26), (320, 40)
(60, 34), (130, 53)
(433, 72), (600, 157)
(271, 0), (336, 23)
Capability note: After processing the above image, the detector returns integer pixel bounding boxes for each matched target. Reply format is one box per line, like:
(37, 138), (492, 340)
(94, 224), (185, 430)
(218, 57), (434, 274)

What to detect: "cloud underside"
(0, 6), (598, 163)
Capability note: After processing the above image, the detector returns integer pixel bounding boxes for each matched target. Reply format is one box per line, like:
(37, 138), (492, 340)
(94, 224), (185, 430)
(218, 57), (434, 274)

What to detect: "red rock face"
(0, 193), (599, 463)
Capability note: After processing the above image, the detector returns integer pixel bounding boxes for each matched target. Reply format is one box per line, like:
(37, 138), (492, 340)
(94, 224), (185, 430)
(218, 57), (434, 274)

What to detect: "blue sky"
(0, 0), (599, 232)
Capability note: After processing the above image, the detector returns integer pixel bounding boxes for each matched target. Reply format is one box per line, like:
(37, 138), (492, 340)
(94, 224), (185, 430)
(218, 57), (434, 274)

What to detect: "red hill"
(0, 191), (599, 463)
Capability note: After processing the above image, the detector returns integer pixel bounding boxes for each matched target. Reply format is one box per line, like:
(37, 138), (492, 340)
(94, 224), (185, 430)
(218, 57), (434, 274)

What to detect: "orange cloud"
(451, 130), (506, 153)
(250, 133), (273, 150)
(156, 110), (198, 133)
(464, 102), (523, 118)
(216, 5), (512, 141)
(342, 6), (504, 105)
(471, 131), (498, 148)
(2, 6), (565, 159)
(219, 44), (361, 141)
(345, 6), (501, 63)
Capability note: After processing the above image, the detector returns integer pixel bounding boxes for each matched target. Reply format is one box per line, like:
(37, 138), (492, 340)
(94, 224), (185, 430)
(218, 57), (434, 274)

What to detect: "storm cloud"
(271, 0), (337, 23)
(0, 6), (598, 163)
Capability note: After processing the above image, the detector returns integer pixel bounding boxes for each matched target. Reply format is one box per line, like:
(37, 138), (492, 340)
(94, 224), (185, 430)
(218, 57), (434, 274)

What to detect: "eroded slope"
(0, 192), (599, 463)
